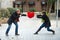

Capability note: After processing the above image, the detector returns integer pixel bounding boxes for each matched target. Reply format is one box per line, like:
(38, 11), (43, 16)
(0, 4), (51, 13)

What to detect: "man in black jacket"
(6, 9), (20, 36)
(34, 12), (55, 35)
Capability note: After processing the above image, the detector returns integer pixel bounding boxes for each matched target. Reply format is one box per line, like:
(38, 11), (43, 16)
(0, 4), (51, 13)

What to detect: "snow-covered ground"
(0, 16), (60, 40)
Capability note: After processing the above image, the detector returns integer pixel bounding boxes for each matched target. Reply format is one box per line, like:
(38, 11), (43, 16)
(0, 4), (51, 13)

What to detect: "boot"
(34, 32), (38, 35)
(53, 31), (55, 35)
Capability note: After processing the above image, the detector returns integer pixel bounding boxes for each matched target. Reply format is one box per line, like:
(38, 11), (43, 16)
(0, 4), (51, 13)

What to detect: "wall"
(1, 0), (15, 8)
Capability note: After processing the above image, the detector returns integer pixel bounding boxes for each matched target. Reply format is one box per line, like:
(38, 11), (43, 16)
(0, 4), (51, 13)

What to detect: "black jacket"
(38, 14), (51, 27)
(7, 12), (20, 25)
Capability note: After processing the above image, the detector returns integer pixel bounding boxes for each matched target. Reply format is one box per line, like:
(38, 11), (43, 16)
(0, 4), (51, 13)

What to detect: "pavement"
(0, 16), (60, 40)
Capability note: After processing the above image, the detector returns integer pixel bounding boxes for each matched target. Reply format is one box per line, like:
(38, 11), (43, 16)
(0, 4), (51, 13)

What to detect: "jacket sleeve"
(12, 13), (20, 19)
(37, 15), (43, 18)
(39, 15), (43, 18)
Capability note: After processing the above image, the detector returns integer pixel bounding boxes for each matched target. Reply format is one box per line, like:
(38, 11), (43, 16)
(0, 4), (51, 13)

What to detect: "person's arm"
(37, 15), (43, 18)
(12, 13), (20, 19)
(12, 13), (20, 22)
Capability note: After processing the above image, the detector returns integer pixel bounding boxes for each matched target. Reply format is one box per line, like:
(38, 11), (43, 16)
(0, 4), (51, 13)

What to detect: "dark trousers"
(6, 21), (18, 34)
(36, 23), (54, 33)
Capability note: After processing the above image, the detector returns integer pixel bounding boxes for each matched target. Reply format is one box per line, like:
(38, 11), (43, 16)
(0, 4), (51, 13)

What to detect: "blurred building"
(0, 0), (47, 12)
(0, 0), (57, 12)
(13, 0), (48, 12)
(0, 0), (15, 8)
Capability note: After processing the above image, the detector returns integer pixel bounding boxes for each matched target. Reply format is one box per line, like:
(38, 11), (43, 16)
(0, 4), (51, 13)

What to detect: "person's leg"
(6, 24), (12, 36)
(47, 27), (55, 34)
(0, 24), (1, 26)
(34, 23), (45, 34)
(13, 21), (19, 35)
(0, 22), (1, 26)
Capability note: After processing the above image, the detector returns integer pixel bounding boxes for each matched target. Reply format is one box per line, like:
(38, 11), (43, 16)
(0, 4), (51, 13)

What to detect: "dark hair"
(42, 12), (46, 15)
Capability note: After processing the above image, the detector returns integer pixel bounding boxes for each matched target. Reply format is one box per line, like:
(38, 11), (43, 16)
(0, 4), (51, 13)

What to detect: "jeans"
(6, 21), (18, 34)
(36, 23), (54, 33)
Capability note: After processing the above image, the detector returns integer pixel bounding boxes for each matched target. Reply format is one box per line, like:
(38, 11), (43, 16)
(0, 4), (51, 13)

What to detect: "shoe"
(34, 32), (38, 35)
(0, 24), (1, 26)
(15, 34), (20, 36)
(6, 34), (8, 36)
(53, 31), (55, 35)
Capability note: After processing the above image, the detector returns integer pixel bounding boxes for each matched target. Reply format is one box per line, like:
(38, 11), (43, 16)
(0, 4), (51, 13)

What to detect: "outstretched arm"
(37, 15), (42, 18)
(12, 13), (20, 19)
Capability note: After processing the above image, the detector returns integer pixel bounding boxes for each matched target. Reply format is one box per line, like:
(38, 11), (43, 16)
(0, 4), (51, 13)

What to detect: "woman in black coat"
(34, 12), (55, 35)
(6, 9), (20, 36)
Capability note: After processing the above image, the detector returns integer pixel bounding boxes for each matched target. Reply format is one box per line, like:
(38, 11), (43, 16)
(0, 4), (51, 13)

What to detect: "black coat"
(38, 14), (51, 27)
(7, 12), (20, 25)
